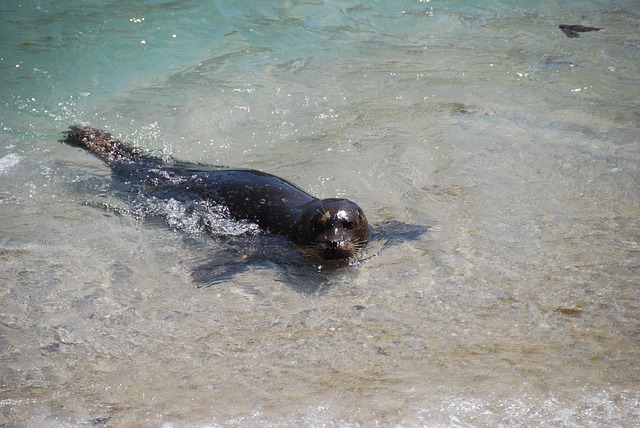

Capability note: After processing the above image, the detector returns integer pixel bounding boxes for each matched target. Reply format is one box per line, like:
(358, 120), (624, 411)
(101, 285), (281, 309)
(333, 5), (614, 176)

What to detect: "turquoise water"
(1, 0), (639, 426)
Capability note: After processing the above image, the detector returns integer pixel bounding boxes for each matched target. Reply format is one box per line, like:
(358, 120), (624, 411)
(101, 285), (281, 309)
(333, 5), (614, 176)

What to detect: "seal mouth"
(303, 237), (368, 261)
(318, 247), (355, 261)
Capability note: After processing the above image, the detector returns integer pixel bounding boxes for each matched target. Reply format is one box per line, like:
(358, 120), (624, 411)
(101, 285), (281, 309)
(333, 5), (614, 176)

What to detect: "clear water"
(1, 0), (639, 426)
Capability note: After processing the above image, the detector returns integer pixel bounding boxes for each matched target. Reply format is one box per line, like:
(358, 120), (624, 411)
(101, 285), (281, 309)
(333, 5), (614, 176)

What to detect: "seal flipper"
(61, 125), (144, 163)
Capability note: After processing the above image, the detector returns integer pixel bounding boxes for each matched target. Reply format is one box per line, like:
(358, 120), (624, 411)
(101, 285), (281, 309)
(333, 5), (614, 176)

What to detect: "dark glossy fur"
(61, 125), (369, 261)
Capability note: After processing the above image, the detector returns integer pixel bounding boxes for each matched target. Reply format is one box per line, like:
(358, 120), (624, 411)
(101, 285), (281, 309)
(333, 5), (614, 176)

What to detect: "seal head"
(294, 198), (370, 261)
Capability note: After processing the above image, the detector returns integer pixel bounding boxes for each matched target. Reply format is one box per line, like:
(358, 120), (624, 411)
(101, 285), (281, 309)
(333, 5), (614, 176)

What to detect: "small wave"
(0, 153), (22, 174)
(133, 195), (260, 237)
(147, 168), (186, 185)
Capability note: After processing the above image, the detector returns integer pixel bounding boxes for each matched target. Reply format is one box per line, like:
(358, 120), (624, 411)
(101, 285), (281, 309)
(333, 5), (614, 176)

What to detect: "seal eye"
(343, 221), (355, 230)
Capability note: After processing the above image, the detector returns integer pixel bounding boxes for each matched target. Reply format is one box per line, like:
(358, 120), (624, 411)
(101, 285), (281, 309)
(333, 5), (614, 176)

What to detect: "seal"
(61, 125), (370, 261)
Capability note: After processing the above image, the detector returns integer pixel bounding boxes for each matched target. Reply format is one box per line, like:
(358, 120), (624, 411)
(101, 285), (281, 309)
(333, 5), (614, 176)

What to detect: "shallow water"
(1, 0), (639, 426)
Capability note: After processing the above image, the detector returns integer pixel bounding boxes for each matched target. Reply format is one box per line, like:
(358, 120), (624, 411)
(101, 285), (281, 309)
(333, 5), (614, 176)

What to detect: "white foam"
(135, 196), (259, 237)
(0, 153), (21, 174)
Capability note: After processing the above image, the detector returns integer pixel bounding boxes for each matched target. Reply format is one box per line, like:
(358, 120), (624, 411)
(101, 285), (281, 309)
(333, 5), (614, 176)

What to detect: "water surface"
(1, 0), (639, 426)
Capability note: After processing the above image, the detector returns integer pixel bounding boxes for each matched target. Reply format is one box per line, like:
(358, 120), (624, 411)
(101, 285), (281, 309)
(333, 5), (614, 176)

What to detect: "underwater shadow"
(189, 220), (430, 294)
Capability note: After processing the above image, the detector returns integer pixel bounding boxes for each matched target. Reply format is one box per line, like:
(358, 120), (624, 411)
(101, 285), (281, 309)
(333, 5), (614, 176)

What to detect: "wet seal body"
(61, 125), (369, 261)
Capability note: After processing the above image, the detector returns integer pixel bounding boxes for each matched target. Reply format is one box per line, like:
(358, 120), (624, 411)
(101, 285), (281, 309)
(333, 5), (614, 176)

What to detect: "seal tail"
(61, 125), (143, 163)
